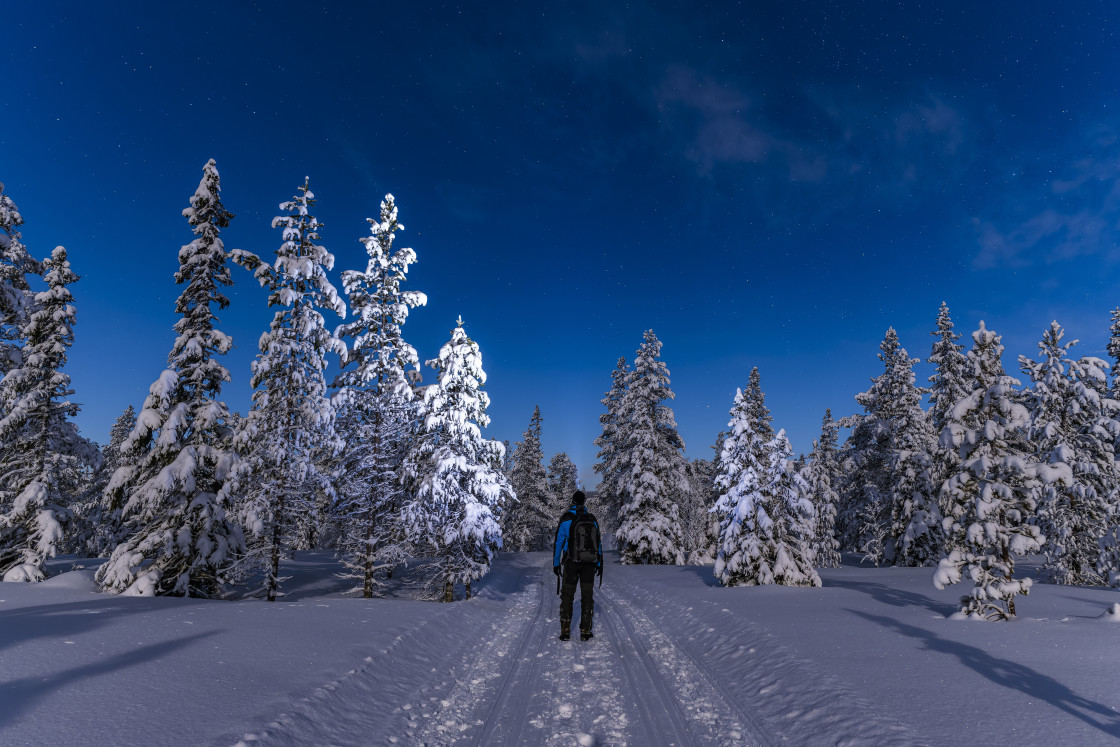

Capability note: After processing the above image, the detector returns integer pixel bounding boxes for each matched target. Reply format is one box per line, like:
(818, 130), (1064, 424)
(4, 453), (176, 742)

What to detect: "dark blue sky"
(5, 2), (1120, 483)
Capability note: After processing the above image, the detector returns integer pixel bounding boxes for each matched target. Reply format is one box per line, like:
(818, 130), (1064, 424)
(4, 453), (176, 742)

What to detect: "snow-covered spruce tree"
(839, 328), (939, 565)
(400, 318), (513, 601)
(0, 247), (98, 581)
(593, 356), (629, 534)
(97, 160), (247, 598)
(332, 193), (426, 596)
(1108, 308), (1120, 399)
(235, 178), (345, 601)
(712, 382), (770, 585)
(0, 182), (42, 378)
(807, 409), (842, 568)
(82, 405), (138, 557)
(933, 322), (1043, 620)
(503, 406), (552, 552)
(1020, 321), (1118, 586)
(713, 407), (820, 588)
(884, 346), (940, 568)
(548, 451), (579, 504)
(682, 456), (718, 563)
(615, 331), (688, 565)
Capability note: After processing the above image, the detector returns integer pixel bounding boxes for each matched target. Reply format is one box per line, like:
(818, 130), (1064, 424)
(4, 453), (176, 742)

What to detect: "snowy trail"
(597, 587), (761, 746)
(224, 555), (775, 746)
(605, 570), (916, 746)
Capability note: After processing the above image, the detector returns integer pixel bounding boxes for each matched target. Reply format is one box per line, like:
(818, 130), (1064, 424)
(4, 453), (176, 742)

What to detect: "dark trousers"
(560, 563), (596, 632)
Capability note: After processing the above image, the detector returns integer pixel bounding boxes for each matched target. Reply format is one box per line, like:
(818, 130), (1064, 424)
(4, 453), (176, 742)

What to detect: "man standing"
(553, 490), (603, 641)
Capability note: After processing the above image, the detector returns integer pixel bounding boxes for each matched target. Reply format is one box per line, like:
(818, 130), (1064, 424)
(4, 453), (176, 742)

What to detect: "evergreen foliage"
(97, 160), (247, 597)
(401, 319), (512, 601)
(236, 178), (346, 601)
(503, 406), (552, 551)
(332, 194), (426, 596)
(933, 322), (1043, 620)
(593, 357), (629, 533)
(807, 409), (841, 568)
(713, 402), (820, 588)
(548, 451), (579, 505)
(0, 182), (42, 377)
(1019, 321), (1118, 586)
(615, 331), (688, 565)
(0, 246), (96, 580)
(85, 405), (138, 557)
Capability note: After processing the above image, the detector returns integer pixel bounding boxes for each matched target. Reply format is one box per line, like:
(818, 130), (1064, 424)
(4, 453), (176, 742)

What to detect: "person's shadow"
(849, 609), (1120, 739)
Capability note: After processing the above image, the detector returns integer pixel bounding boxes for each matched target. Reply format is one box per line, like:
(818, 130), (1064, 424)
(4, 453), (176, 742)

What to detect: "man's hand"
(554, 566), (561, 577)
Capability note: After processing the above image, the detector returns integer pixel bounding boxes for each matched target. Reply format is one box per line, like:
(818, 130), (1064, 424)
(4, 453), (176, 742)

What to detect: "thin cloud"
(973, 126), (1120, 268)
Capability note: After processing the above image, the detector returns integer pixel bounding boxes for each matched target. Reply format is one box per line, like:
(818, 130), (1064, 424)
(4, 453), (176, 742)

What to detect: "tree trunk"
(267, 492), (284, 603)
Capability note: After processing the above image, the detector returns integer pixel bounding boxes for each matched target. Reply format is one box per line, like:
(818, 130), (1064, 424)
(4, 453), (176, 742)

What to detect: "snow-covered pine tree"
(615, 330), (688, 565)
(807, 409), (841, 568)
(839, 328), (939, 565)
(503, 406), (552, 551)
(682, 456), (718, 563)
(929, 303), (971, 437)
(332, 193), (427, 596)
(742, 367), (775, 443)
(0, 247), (98, 581)
(0, 182), (42, 378)
(83, 405), (138, 557)
(1108, 308), (1120, 400)
(712, 383), (770, 584)
(97, 159), (248, 598)
(713, 404), (820, 588)
(593, 356), (629, 534)
(548, 451), (579, 504)
(400, 318), (513, 601)
(235, 178), (346, 601)
(933, 321), (1043, 620)
(927, 303), (970, 552)
(884, 347), (940, 568)
(1020, 321), (1118, 586)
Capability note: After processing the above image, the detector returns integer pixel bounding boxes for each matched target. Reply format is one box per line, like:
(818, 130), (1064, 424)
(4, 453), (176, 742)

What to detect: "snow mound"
(1099, 602), (1120, 622)
(40, 568), (100, 592)
(2, 563), (45, 582)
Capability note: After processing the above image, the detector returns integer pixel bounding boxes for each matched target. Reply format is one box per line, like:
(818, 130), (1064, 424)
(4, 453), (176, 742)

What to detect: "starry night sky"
(5, 2), (1120, 483)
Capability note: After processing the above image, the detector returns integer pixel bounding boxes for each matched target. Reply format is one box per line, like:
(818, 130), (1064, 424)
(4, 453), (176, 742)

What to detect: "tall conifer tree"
(934, 322), (1042, 619)
(807, 409), (842, 568)
(236, 178), (346, 601)
(1020, 321), (1118, 586)
(332, 194), (426, 596)
(615, 331), (688, 565)
(594, 357), (629, 532)
(401, 319), (512, 601)
(0, 247), (96, 580)
(503, 406), (552, 551)
(98, 160), (247, 597)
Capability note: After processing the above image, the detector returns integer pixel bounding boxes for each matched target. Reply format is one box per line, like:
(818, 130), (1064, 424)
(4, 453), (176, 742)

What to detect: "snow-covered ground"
(2, 551), (1119, 746)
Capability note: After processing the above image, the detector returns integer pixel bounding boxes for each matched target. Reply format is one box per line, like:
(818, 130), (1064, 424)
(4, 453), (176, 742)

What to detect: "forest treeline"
(2, 162), (1119, 619)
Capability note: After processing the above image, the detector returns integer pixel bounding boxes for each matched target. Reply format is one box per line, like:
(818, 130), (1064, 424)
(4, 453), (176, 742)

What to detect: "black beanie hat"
(572, 490), (586, 506)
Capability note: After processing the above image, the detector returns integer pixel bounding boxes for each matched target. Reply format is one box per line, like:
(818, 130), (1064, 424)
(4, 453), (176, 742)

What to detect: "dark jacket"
(553, 505), (603, 569)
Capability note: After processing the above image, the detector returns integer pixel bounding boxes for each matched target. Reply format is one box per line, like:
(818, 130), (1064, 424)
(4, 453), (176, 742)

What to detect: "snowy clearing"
(2, 552), (1119, 746)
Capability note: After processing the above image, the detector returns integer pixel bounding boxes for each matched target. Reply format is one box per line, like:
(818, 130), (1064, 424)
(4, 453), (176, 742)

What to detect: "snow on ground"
(2, 551), (1119, 746)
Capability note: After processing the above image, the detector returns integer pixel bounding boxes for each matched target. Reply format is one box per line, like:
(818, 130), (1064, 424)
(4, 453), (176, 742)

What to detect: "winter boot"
(559, 620), (571, 641)
(580, 629), (593, 641)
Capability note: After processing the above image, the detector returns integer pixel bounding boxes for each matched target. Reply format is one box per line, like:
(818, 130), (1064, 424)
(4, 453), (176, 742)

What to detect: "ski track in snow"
(219, 556), (913, 746)
(606, 578), (917, 746)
